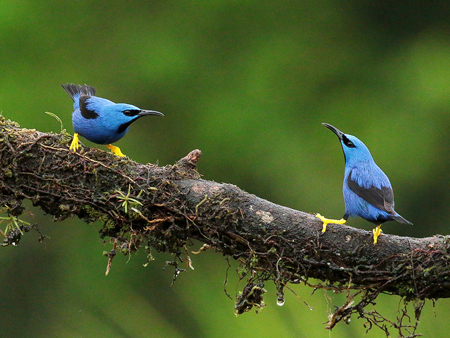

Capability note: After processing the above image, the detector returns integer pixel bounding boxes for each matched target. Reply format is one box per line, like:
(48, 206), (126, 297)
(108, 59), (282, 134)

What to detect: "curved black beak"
(138, 110), (164, 117)
(322, 123), (344, 140)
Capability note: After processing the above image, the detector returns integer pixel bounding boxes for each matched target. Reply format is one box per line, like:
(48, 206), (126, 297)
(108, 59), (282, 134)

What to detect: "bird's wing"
(346, 169), (396, 215)
(79, 96), (99, 119)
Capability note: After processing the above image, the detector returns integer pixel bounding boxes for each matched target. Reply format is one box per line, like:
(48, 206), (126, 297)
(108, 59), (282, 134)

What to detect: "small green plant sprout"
(195, 194), (208, 214)
(45, 112), (65, 133)
(0, 215), (29, 237)
(115, 185), (143, 214)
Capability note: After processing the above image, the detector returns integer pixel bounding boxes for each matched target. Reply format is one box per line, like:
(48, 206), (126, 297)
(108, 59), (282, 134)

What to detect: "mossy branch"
(0, 116), (446, 336)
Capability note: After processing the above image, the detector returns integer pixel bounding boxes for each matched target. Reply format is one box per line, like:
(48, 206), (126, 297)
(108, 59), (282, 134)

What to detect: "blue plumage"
(62, 84), (163, 156)
(317, 123), (412, 244)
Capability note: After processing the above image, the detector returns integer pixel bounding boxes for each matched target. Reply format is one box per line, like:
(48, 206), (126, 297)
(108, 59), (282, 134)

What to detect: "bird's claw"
(69, 133), (79, 152)
(372, 225), (382, 244)
(315, 213), (346, 233)
(107, 144), (125, 157)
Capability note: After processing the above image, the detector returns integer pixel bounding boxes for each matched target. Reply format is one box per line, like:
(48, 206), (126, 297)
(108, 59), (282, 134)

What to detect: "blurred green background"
(1, 1), (450, 337)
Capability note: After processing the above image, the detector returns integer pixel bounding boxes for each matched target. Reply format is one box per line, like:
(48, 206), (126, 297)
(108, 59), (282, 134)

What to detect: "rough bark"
(0, 116), (447, 335)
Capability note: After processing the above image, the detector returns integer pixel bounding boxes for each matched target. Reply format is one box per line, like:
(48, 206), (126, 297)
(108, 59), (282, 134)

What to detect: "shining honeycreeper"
(316, 123), (412, 244)
(62, 84), (163, 157)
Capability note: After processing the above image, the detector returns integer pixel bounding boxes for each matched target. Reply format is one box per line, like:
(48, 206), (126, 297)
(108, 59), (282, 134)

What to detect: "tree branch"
(0, 116), (447, 335)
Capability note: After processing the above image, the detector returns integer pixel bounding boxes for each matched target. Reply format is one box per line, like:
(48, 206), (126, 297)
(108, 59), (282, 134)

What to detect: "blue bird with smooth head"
(316, 123), (412, 244)
(62, 84), (163, 157)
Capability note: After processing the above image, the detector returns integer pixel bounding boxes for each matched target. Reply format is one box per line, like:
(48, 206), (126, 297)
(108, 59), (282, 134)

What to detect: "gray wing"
(346, 169), (396, 215)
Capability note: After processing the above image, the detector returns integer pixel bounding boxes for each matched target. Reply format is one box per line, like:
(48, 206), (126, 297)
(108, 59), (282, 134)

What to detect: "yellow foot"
(372, 225), (383, 244)
(107, 144), (125, 157)
(315, 213), (346, 233)
(69, 133), (80, 152)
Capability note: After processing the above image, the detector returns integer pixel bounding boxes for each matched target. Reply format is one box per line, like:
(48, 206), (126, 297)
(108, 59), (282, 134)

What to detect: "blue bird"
(62, 84), (163, 157)
(316, 123), (412, 244)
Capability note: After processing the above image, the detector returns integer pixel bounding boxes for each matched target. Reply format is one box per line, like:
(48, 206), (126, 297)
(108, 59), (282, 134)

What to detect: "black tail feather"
(61, 84), (96, 101)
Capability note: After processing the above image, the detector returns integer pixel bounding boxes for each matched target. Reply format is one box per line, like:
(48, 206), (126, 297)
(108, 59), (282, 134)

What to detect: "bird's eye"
(342, 135), (356, 148)
(123, 109), (139, 116)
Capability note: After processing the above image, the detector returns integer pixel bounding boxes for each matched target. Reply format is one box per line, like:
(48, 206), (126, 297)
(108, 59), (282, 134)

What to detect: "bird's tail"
(391, 214), (413, 225)
(61, 84), (96, 101)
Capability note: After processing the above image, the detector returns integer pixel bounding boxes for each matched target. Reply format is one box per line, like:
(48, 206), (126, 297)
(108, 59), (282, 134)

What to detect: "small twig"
(192, 243), (213, 254)
(183, 245), (194, 270)
(105, 239), (117, 276)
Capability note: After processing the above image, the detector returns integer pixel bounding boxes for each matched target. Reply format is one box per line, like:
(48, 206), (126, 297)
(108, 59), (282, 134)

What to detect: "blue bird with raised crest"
(316, 123), (412, 244)
(62, 84), (163, 157)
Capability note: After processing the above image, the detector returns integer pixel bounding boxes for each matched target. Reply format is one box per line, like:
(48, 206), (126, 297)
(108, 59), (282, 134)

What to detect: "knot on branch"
(176, 149), (202, 170)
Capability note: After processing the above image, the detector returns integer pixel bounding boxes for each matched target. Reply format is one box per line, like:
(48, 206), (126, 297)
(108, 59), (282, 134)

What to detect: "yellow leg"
(315, 213), (346, 233)
(107, 144), (125, 157)
(69, 133), (79, 152)
(372, 225), (382, 244)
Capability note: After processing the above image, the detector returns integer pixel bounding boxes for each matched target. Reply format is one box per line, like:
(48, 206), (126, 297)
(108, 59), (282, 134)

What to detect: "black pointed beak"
(138, 110), (164, 117)
(322, 123), (344, 140)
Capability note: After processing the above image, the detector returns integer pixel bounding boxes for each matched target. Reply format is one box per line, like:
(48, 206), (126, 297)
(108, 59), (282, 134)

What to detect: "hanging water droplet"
(276, 289), (285, 306)
(277, 297), (285, 306)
